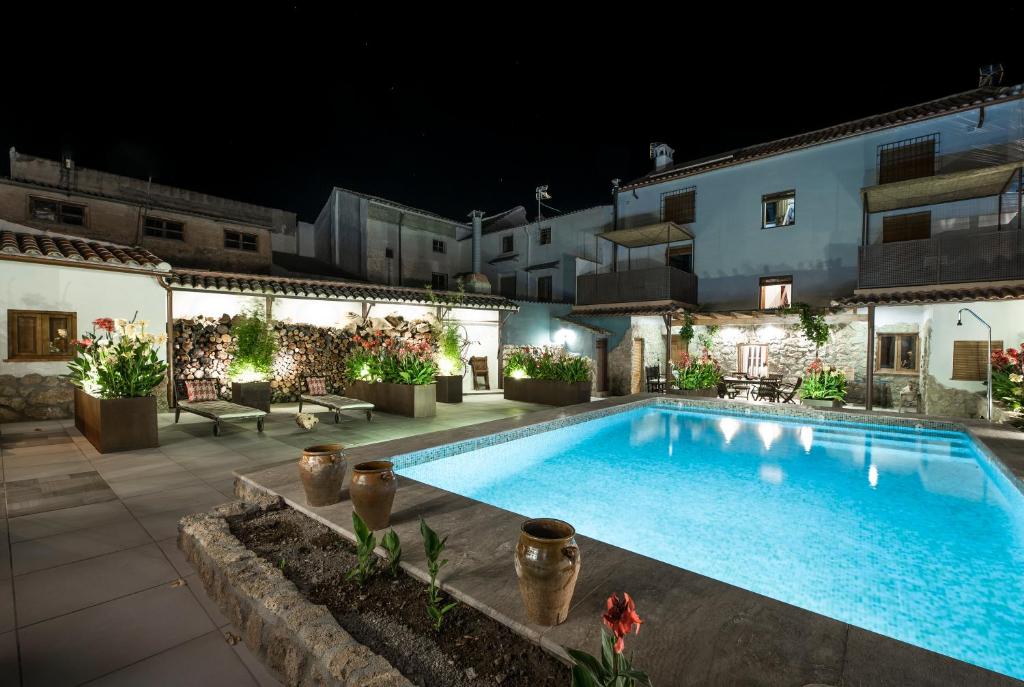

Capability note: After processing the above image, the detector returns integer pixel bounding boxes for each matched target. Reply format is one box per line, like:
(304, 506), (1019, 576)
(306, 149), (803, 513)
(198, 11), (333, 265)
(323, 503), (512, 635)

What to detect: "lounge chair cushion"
(185, 380), (218, 402)
(306, 377), (327, 395)
(300, 394), (374, 411)
(178, 400), (267, 420)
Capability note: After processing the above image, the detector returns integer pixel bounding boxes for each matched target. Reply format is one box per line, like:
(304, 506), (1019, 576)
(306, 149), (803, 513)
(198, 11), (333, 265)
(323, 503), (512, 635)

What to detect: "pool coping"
(235, 395), (1024, 686)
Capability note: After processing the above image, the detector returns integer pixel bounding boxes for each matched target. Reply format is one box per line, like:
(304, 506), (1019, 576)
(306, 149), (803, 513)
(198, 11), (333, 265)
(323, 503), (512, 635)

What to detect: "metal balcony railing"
(576, 266), (698, 306)
(858, 230), (1024, 289)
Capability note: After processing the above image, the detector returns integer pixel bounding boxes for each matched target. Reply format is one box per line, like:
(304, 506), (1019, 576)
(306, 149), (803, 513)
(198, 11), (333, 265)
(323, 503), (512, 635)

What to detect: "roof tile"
(0, 229), (170, 271)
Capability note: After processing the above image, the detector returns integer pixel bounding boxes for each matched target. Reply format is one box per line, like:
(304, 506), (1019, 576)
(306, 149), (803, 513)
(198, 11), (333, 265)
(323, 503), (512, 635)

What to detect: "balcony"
(576, 265), (698, 306)
(858, 230), (1024, 289)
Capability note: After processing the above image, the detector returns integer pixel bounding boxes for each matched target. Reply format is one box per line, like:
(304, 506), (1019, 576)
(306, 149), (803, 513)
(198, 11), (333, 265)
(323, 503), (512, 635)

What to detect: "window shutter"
(882, 212), (931, 243)
(662, 189), (695, 224)
(878, 139), (936, 184)
(15, 314), (39, 356)
(952, 340), (1003, 381)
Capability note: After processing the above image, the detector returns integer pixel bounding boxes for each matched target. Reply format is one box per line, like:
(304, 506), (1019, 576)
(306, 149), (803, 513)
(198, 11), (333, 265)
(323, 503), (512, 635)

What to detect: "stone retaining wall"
(178, 496), (411, 687)
(0, 373), (74, 422)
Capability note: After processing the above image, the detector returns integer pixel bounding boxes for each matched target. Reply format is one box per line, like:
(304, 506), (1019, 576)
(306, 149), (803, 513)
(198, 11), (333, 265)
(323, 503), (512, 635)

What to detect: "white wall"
(0, 262), (168, 376)
(272, 299), (362, 327)
(172, 291), (264, 320)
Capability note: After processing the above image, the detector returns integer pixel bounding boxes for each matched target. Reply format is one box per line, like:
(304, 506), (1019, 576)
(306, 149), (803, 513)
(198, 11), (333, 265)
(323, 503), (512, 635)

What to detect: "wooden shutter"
(879, 140), (935, 184)
(952, 340), (1003, 381)
(882, 212), (931, 243)
(14, 314), (39, 356)
(662, 189), (695, 224)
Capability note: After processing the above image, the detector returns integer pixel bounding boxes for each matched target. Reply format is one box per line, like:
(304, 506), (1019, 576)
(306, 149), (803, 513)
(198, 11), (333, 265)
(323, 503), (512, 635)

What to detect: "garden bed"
(228, 504), (568, 686)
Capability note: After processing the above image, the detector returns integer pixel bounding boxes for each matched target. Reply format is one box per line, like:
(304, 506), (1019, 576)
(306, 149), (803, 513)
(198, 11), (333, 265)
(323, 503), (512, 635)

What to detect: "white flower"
(137, 319), (149, 329)
(114, 318), (128, 331)
(1010, 373), (1024, 384)
(57, 328), (67, 338)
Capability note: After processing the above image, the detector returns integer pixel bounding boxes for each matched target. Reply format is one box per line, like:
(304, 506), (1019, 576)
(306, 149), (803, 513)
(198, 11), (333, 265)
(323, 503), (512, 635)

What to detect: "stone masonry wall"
(607, 317), (668, 396)
(0, 373), (74, 422)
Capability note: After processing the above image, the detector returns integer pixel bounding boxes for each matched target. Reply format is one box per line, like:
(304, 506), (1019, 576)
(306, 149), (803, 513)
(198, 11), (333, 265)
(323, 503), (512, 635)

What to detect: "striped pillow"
(306, 377), (327, 396)
(185, 380), (218, 402)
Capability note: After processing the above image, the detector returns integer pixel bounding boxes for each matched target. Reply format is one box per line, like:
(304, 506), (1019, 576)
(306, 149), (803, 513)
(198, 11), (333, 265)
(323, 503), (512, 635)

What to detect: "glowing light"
(868, 464), (879, 489)
(436, 354), (461, 376)
(719, 417), (740, 444)
(553, 328), (577, 346)
(359, 364), (372, 380)
(758, 422), (782, 451)
(509, 368), (528, 379)
(799, 426), (814, 453)
(759, 464), (784, 484)
(228, 363), (268, 383)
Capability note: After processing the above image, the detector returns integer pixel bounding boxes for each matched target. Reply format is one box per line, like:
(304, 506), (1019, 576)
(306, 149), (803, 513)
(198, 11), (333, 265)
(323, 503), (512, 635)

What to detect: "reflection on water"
(868, 463), (879, 489)
(758, 422), (782, 451)
(719, 417), (740, 444)
(799, 426), (814, 453)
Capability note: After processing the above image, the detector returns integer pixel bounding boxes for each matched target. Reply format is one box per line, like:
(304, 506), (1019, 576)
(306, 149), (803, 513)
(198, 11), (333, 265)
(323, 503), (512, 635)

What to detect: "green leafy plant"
(381, 529), (402, 578)
(502, 345), (592, 383)
(345, 331), (438, 385)
(347, 512), (377, 585)
(696, 324), (719, 355)
(420, 518), (457, 631)
(799, 359), (848, 401)
(673, 352), (722, 390)
(785, 303), (831, 359)
(66, 315), (168, 398)
(567, 593), (651, 687)
(992, 347), (1024, 413)
(678, 311), (695, 347)
(436, 321), (469, 376)
(226, 307), (278, 382)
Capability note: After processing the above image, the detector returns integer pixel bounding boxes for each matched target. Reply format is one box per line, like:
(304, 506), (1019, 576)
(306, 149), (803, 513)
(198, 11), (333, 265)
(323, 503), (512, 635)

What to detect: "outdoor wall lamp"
(956, 307), (992, 421)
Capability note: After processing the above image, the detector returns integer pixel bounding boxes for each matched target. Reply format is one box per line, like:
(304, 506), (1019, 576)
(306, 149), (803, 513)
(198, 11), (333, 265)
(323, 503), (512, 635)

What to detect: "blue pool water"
(398, 405), (1024, 679)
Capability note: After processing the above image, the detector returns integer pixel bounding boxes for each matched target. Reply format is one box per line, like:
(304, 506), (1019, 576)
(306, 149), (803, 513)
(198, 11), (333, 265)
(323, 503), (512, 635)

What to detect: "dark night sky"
(1, 6), (1019, 223)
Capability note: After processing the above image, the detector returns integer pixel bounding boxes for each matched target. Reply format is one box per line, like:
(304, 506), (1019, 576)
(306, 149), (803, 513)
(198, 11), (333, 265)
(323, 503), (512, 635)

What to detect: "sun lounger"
(299, 377), (374, 423)
(173, 381), (266, 435)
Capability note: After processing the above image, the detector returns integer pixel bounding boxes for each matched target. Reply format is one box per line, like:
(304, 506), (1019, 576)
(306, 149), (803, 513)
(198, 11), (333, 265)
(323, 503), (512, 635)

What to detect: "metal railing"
(858, 230), (1024, 289)
(576, 266), (698, 305)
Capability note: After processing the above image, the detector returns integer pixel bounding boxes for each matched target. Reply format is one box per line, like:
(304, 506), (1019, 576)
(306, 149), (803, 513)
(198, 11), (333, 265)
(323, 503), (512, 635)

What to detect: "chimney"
(650, 143), (674, 171)
(463, 210), (493, 294)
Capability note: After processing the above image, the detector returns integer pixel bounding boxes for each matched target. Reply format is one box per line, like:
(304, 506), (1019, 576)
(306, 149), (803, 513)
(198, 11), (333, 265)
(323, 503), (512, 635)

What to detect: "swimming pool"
(397, 403), (1024, 679)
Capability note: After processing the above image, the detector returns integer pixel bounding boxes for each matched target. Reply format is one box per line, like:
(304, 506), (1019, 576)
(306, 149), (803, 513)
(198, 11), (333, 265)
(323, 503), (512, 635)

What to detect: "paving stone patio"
(0, 393), (547, 687)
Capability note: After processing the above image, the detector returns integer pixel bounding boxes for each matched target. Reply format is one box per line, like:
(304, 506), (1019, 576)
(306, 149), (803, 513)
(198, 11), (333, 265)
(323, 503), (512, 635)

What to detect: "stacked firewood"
(172, 312), (438, 402)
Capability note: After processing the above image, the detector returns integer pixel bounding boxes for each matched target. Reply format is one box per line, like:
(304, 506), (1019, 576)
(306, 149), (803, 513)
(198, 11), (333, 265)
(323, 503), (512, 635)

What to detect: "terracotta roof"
(166, 269), (519, 310)
(570, 301), (688, 317)
(624, 84), (1024, 190)
(0, 228), (170, 271)
(834, 284), (1024, 307)
(553, 315), (612, 336)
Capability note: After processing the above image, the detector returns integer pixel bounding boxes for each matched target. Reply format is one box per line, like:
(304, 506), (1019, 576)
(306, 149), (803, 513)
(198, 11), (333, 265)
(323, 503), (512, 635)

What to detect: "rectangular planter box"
(231, 381), (272, 412)
(347, 380), (436, 418)
(800, 397), (845, 410)
(435, 375), (463, 404)
(503, 377), (591, 406)
(74, 388), (159, 454)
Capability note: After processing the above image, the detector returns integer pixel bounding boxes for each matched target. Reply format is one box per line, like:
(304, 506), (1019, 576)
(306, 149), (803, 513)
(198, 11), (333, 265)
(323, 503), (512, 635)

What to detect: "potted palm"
(228, 307), (278, 412)
(345, 332), (438, 417)
(435, 320), (468, 404)
(799, 359), (847, 409)
(68, 316), (168, 453)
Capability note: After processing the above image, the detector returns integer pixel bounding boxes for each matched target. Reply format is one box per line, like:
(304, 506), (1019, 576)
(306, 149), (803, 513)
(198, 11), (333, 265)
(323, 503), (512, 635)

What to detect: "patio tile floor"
(0, 393), (547, 686)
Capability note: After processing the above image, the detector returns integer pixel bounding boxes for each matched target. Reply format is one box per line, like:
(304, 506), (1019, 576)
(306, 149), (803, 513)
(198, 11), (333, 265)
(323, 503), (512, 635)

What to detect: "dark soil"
(229, 506), (569, 687)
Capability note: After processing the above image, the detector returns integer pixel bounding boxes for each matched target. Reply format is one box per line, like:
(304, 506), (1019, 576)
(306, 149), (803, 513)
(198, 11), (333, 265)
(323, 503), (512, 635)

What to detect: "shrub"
(672, 351), (722, 390)
(436, 321), (468, 376)
(227, 307), (278, 382)
(799, 359), (847, 401)
(345, 332), (438, 385)
(67, 316), (168, 398)
(992, 347), (1024, 412)
(503, 345), (592, 383)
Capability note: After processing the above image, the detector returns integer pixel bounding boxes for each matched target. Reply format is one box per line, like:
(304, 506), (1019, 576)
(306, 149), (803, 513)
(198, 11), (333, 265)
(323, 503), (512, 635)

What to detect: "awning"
(863, 162), (1022, 213)
(553, 315), (612, 336)
(488, 254), (518, 264)
(687, 309), (864, 326)
(524, 260), (560, 272)
(597, 221), (694, 248)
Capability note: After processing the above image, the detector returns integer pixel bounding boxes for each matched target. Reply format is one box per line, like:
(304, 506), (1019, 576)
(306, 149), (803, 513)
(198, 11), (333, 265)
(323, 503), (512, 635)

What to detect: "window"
(882, 211), (931, 243)
(537, 276), (553, 302)
(876, 333), (919, 373)
(737, 344), (769, 376)
(759, 276), (792, 309)
(29, 197), (85, 226)
(431, 272), (448, 290)
(144, 216), (184, 241)
(666, 245), (693, 273)
(385, 247), (394, 258)
(952, 340), (1003, 381)
(878, 134), (938, 184)
(6, 310), (77, 361)
(499, 275), (517, 299)
(224, 230), (258, 251)
(539, 227), (551, 245)
(762, 191), (795, 229)
(661, 187), (696, 224)
(432, 239), (446, 254)
(502, 234), (514, 253)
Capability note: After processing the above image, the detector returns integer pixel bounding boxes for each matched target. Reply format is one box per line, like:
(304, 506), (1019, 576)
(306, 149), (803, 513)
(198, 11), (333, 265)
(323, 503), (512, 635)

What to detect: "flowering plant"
(345, 331), (438, 385)
(503, 345), (592, 383)
(799, 359), (847, 401)
(992, 346), (1024, 412)
(672, 350), (722, 390)
(566, 592), (650, 687)
(67, 315), (168, 398)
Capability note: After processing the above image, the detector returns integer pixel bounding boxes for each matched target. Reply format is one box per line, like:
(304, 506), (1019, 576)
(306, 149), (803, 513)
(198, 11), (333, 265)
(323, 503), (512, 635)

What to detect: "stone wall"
(607, 317), (668, 396)
(0, 374), (74, 422)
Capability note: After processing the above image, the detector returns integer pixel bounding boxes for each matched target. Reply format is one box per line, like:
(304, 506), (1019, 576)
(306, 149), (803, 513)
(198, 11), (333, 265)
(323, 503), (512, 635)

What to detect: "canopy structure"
(863, 161), (1022, 213)
(597, 221), (694, 248)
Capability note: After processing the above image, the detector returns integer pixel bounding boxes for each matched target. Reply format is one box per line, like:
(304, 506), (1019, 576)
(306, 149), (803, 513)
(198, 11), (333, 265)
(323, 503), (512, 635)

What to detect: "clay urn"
(349, 460), (398, 530)
(514, 518), (581, 625)
(298, 444), (346, 507)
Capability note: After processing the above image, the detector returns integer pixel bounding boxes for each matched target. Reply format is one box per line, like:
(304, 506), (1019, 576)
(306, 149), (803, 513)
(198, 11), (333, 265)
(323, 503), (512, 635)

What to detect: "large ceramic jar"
(298, 444), (346, 507)
(349, 460), (398, 530)
(514, 518), (581, 626)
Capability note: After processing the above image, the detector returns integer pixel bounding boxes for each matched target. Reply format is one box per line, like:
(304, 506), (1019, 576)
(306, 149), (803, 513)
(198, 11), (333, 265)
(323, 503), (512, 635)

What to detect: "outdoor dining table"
(722, 375), (782, 401)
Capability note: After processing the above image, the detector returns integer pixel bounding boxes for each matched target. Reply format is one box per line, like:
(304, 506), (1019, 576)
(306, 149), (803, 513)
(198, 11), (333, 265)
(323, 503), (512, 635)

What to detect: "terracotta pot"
(349, 460), (398, 530)
(514, 518), (581, 626)
(298, 444), (346, 507)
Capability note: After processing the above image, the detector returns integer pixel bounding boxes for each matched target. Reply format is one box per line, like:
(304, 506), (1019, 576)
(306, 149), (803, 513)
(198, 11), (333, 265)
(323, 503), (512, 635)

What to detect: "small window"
(952, 340), (1003, 381)
(539, 227), (551, 245)
(762, 191), (795, 229)
(502, 235), (514, 253)
(29, 197), (86, 226)
(6, 310), (77, 361)
(878, 135), (938, 184)
(759, 276), (792, 309)
(224, 230), (258, 252)
(666, 245), (693, 273)
(876, 333), (919, 373)
(661, 187), (696, 224)
(537, 276), (552, 302)
(882, 211), (931, 243)
(431, 272), (448, 290)
(737, 344), (769, 376)
(499, 275), (517, 299)
(432, 239), (446, 254)
(144, 216), (184, 241)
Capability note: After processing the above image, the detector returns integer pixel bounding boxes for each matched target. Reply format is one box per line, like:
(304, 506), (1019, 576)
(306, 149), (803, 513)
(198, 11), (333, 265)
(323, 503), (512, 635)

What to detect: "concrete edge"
(177, 495), (413, 687)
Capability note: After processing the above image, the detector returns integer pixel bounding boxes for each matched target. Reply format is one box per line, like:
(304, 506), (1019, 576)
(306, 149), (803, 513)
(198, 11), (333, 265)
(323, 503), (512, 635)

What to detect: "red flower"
(602, 593), (643, 654)
(92, 317), (115, 333)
